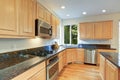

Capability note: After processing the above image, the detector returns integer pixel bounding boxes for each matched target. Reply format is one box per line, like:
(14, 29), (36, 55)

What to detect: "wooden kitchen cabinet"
(94, 22), (103, 39)
(102, 21), (113, 39)
(18, 0), (36, 37)
(99, 54), (106, 80)
(58, 50), (67, 72)
(79, 20), (113, 40)
(37, 3), (45, 20)
(76, 49), (84, 63)
(29, 68), (46, 80)
(0, 0), (18, 37)
(105, 59), (118, 80)
(45, 10), (51, 24)
(0, 0), (36, 38)
(79, 22), (94, 39)
(86, 23), (94, 39)
(58, 51), (64, 72)
(51, 15), (60, 38)
(66, 49), (77, 63)
(12, 61), (46, 80)
(97, 49), (116, 66)
(66, 48), (84, 64)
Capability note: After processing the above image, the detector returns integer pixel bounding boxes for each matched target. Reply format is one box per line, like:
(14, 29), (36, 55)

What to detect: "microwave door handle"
(49, 28), (52, 36)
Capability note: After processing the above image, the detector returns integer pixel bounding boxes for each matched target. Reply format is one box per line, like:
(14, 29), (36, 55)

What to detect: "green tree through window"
(64, 25), (78, 44)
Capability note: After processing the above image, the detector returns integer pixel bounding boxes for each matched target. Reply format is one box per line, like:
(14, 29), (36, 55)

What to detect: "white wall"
(0, 38), (60, 53)
(62, 13), (120, 51)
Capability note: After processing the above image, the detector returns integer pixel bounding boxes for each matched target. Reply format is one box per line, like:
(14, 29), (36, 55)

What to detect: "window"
(64, 24), (78, 44)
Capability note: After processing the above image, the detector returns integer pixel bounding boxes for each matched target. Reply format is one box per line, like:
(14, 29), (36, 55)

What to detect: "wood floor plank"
(56, 64), (102, 80)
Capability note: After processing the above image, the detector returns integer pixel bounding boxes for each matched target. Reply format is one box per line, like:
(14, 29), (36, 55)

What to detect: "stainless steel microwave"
(35, 19), (52, 38)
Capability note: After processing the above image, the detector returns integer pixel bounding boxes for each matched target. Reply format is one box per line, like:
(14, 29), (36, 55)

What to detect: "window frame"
(64, 24), (78, 45)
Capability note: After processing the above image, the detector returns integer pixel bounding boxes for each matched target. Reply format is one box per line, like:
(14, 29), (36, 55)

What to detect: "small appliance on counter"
(51, 42), (59, 50)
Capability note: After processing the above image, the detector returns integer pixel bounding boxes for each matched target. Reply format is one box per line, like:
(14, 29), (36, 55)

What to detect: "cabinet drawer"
(12, 61), (45, 80)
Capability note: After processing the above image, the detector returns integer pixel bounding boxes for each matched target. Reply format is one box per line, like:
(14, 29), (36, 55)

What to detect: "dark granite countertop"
(0, 46), (66, 80)
(0, 55), (46, 80)
(100, 52), (120, 68)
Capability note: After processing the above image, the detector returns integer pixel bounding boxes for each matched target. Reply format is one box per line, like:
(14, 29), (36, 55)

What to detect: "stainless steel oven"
(47, 55), (59, 80)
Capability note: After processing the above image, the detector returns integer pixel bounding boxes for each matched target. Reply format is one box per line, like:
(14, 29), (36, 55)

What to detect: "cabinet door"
(86, 23), (94, 39)
(51, 15), (57, 38)
(66, 49), (77, 63)
(99, 55), (105, 80)
(0, 0), (18, 36)
(37, 3), (44, 20)
(46, 10), (51, 24)
(105, 60), (118, 80)
(102, 21), (113, 39)
(29, 68), (46, 80)
(79, 23), (86, 39)
(58, 51), (63, 72)
(59, 56), (63, 72)
(94, 22), (103, 39)
(18, 0), (36, 37)
(76, 49), (84, 63)
(80, 22), (94, 39)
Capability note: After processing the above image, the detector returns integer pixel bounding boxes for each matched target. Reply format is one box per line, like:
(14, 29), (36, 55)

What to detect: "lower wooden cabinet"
(66, 48), (84, 64)
(12, 61), (46, 80)
(58, 50), (67, 72)
(29, 68), (46, 80)
(105, 60), (118, 80)
(99, 55), (105, 80)
(76, 49), (84, 63)
(97, 49), (116, 66)
(100, 54), (118, 80)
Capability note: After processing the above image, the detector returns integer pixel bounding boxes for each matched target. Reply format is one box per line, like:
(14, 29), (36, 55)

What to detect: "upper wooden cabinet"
(0, 0), (36, 38)
(18, 0), (36, 37)
(79, 20), (113, 40)
(94, 22), (103, 39)
(37, 3), (51, 25)
(51, 15), (60, 38)
(37, 3), (45, 20)
(0, 0), (18, 37)
(102, 21), (113, 39)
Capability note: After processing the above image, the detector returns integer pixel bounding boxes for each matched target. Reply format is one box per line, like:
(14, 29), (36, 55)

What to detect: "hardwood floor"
(56, 64), (102, 80)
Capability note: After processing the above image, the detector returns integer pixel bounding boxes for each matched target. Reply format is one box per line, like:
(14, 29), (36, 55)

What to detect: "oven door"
(47, 59), (59, 80)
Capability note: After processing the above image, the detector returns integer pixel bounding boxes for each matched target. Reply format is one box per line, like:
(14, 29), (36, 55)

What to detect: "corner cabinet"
(79, 20), (113, 40)
(12, 61), (46, 80)
(66, 48), (84, 64)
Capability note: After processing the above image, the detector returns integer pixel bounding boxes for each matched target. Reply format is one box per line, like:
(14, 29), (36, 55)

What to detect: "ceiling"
(38, 0), (120, 19)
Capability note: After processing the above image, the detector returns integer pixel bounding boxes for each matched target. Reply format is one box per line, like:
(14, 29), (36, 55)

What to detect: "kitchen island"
(100, 52), (120, 80)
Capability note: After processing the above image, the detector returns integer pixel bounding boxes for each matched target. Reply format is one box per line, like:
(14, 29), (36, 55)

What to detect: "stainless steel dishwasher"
(84, 49), (97, 64)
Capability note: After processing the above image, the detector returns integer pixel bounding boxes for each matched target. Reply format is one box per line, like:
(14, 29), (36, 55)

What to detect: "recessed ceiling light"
(61, 6), (65, 9)
(82, 12), (87, 15)
(66, 14), (70, 16)
(102, 9), (106, 13)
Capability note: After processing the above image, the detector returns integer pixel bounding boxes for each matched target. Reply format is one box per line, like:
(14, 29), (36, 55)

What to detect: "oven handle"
(47, 59), (59, 69)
